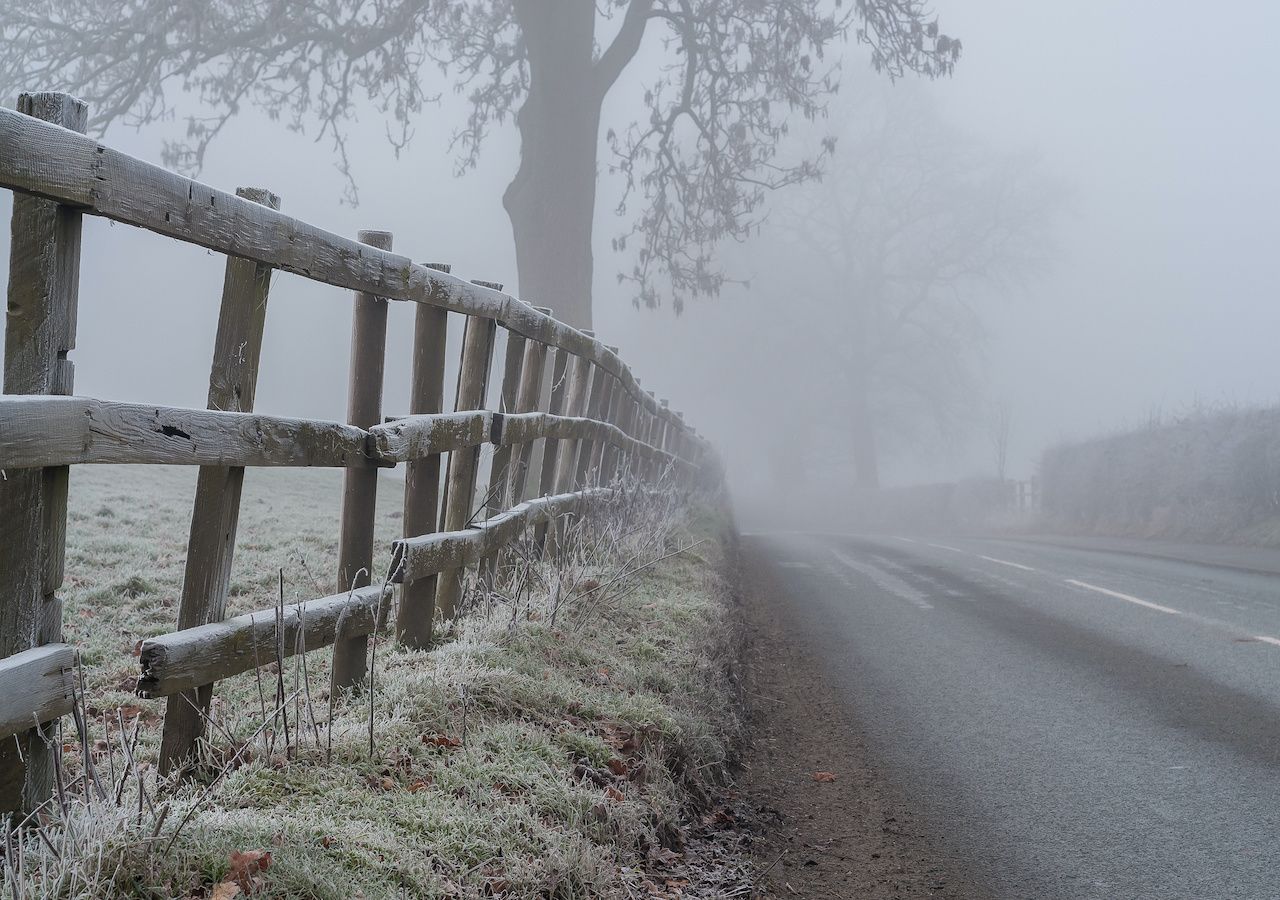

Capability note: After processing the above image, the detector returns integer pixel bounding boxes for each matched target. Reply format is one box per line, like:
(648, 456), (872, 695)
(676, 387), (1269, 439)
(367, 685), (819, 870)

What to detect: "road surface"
(746, 531), (1280, 899)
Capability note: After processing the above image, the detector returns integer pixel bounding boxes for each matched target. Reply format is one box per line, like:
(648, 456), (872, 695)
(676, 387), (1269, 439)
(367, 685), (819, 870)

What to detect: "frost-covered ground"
(10, 466), (743, 899)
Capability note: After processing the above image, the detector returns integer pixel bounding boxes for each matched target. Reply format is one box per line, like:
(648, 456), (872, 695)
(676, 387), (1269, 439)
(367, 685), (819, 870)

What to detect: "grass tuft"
(4, 465), (738, 899)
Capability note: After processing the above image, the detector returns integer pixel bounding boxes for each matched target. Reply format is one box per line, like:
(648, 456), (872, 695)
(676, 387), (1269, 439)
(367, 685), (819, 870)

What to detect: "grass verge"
(4, 466), (741, 899)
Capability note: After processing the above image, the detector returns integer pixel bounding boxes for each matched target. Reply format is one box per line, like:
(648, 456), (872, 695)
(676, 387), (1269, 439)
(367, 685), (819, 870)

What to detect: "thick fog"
(2, 1), (1278, 523)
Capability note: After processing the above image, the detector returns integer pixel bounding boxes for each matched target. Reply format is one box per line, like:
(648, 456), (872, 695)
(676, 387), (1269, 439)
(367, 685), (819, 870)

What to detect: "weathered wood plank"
(487, 328), (527, 513)
(575, 364), (612, 487)
(332, 229), (393, 694)
(534, 349), (572, 503)
(159, 186), (279, 777)
(507, 311), (552, 505)
(393, 489), (613, 584)
(0, 644), (77, 741)
(0, 106), (695, 428)
(396, 295), (450, 649)
(137, 585), (390, 699)
(553, 355), (595, 495)
(367, 411), (490, 463)
(491, 412), (692, 473)
(435, 315), (497, 621)
(0, 91), (87, 817)
(0, 396), (375, 468)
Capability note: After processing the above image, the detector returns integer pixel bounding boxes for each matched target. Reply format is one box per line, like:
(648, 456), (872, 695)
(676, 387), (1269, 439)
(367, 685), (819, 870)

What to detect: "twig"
(161, 689), (302, 856)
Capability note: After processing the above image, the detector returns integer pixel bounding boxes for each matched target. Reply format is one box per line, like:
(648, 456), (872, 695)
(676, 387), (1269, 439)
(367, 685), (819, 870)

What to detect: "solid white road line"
(1064, 579), (1182, 616)
(924, 542), (966, 554)
(979, 555), (1038, 572)
(1253, 635), (1280, 647)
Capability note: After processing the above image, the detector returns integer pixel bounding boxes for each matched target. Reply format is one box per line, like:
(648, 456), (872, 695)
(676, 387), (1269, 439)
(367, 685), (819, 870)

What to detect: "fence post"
(507, 307), (552, 504)
(396, 263), (451, 649)
(331, 229), (394, 694)
(533, 348), (572, 500)
(622, 390), (644, 482)
(545, 352), (593, 552)
(487, 323), (528, 512)
(435, 311), (498, 622)
(158, 187), (281, 775)
(596, 347), (624, 484)
(0, 91), (88, 815)
(574, 362), (611, 487)
(553, 352), (593, 493)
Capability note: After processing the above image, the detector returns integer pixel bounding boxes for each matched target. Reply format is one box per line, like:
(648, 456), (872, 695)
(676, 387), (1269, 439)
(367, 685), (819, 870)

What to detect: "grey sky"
(1, 0), (1277, 496)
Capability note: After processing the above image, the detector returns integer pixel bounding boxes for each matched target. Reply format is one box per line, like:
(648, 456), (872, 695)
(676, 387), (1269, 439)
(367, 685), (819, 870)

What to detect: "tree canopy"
(1, 1), (960, 319)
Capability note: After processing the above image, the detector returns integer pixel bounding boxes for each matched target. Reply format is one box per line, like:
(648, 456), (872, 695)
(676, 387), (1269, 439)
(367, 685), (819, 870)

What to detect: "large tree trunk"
(850, 374), (881, 490)
(505, 0), (601, 330)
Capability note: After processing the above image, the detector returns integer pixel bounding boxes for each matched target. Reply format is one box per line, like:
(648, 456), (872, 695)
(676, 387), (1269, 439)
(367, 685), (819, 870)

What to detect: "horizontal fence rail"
(0, 90), (719, 816)
(0, 400), (693, 473)
(0, 104), (699, 438)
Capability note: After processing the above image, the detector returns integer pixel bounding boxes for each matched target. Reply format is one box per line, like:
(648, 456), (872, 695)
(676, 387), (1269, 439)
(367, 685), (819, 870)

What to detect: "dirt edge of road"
(733, 537), (986, 899)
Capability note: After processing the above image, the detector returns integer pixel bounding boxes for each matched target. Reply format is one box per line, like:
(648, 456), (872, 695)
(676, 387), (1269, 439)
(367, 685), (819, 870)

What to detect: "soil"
(735, 546), (986, 899)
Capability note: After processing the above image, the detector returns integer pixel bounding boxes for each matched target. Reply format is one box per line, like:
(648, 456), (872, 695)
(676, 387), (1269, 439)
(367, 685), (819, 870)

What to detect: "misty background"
(2, 0), (1278, 516)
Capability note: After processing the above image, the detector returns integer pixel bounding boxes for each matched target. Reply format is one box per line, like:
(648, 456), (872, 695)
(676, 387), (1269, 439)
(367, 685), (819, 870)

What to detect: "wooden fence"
(0, 92), (712, 816)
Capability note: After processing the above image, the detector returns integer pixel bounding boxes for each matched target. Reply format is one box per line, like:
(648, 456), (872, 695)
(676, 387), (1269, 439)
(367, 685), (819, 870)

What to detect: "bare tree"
(0, 0), (959, 328)
(747, 80), (1053, 488)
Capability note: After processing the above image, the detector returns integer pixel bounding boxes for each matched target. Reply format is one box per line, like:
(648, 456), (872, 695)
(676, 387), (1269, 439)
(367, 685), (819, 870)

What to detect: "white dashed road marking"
(979, 555), (1037, 572)
(1064, 579), (1182, 616)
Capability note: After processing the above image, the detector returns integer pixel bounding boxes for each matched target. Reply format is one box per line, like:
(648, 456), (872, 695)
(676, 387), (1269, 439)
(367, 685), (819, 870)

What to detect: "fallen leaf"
(227, 849), (272, 893)
(813, 772), (837, 783)
(210, 882), (241, 900)
(649, 846), (681, 866)
(605, 785), (625, 802)
(606, 758), (628, 777)
(422, 734), (463, 749)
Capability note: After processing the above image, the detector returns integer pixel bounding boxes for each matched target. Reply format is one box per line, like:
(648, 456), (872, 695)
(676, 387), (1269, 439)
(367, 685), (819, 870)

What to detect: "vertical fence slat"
(533, 348), (572, 501)
(0, 91), (88, 815)
(507, 307), (552, 504)
(553, 354), (593, 494)
(158, 187), (281, 775)
(435, 313), (497, 621)
(487, 325), (527, 512)
(396, 266), (451, 649)
(543, 354), (593, 552)
(331, 230), (394, 693)
(574, 363), (611, 488)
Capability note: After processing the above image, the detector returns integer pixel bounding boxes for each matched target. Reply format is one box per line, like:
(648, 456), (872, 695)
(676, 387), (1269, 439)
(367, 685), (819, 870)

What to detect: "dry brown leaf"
(210, 882), (241, 900)
(422, 734), (463, 749)
(606, 758), (628, 777)
(812, 771), (837, 783)
(228, 849), (272, 893)
(605, 785), (625, 802)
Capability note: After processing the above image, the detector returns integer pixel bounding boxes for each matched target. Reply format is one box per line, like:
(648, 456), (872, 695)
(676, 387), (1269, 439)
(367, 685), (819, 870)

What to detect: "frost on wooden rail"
(0, 104), (699, 439)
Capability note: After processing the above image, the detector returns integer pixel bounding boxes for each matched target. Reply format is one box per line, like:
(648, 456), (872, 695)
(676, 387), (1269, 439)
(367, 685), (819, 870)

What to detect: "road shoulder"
(736, 542), (985, 899)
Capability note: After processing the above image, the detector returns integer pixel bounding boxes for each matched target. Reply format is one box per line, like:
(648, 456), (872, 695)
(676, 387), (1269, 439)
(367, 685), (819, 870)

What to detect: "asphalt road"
(746, 531), (1280, 899)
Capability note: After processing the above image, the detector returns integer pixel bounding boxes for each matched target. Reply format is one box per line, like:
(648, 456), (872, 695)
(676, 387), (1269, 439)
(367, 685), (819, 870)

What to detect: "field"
(9, 465), (744, 899)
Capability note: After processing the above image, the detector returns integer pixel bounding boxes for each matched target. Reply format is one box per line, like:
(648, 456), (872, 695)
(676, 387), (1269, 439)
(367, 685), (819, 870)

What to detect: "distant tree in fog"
(759, 82), (1053, 489)
(0, 1), (960, 329)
